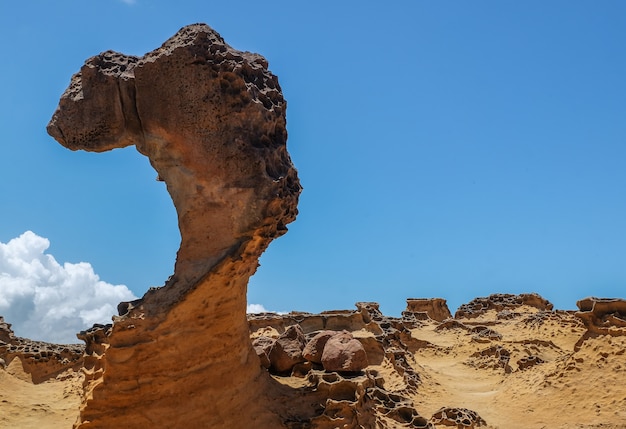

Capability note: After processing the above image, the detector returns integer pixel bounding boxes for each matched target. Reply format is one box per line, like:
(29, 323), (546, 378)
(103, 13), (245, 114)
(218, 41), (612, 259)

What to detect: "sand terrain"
(0, 358), (82, 429)
(2, 301), (625, 428)
(407, 308), (626, 428)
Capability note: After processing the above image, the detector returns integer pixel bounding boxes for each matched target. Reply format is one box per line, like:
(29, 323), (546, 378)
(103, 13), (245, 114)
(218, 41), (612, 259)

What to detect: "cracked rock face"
(48, 23), (300, 428)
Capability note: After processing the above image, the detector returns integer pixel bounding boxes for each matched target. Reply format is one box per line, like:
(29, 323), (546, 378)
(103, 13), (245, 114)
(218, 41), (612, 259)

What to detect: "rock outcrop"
(320, 331), (368, 372)
(48, 24), (300, 428)
(455, 293), (553, 319)
(0, 317), (84, 383)
(575, 297), (626, 336)
(430, 407), (487, 428)
(404, 298), (452, 322)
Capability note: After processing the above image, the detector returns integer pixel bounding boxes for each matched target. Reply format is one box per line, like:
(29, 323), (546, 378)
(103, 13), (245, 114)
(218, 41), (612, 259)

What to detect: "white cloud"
(119, 0), (136, 5)
(0, 231), (137, 344)
(247, 303), (269, 313)
(246, 303), (286, 315)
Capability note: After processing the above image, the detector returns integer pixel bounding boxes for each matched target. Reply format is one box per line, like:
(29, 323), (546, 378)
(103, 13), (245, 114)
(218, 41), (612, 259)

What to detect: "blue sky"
(1, 1), (625, 340)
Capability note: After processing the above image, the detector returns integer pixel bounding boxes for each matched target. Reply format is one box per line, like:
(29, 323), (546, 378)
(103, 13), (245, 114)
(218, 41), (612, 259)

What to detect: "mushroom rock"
(47, 24), (301, 428)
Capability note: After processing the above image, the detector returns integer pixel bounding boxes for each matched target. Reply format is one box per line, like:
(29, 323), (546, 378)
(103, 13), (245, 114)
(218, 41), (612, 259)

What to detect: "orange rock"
(48, 23), (300, 428)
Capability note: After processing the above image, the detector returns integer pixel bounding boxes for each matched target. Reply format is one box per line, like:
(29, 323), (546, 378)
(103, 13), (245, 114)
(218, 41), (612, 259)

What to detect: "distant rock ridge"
(0, 316), (84, 384)
(454, 293), (553, 319)
(2, 293), (625, 427)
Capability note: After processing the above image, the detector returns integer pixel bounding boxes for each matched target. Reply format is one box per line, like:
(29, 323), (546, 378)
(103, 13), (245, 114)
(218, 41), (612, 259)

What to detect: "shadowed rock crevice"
(48, 23), (300, 428)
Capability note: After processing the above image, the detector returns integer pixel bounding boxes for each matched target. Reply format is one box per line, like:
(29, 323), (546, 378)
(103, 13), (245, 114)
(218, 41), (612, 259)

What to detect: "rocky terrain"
(2, 23), (624, 429)
(2, 294), (626, 428)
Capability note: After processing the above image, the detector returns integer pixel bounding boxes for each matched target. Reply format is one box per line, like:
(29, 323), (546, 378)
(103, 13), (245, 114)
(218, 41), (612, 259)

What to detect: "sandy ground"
(0, 359), (82, 429)
(406, 308), (626, 428)
(2, 305), (625, 428)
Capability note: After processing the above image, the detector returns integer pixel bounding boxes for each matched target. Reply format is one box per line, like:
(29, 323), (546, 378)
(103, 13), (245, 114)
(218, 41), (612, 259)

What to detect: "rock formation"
(0, 317), (84, 384)
(575, 297), (626, 336)
(47, 23), (300, 428)
(3, 292), (626, 428)
(454, 293), (553, 318)
(39, 21), (626, 429)
(404, 298), (452, 322)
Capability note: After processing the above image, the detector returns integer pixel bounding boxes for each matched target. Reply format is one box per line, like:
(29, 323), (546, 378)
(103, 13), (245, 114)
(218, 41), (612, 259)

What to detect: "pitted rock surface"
(455, 293), (553, 319)
(0, 317), (84, 383)
(48, 23), (300, 428)
(404, 298), (452, 322)
(576, 297), (626, 336)
(430, 407), (486, 428)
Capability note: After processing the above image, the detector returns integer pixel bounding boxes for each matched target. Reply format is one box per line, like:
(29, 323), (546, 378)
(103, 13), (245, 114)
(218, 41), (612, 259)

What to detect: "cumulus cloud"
(0, 231), (137, 344)
(246, 303), (286, 314)
(247, 303), (269, 313)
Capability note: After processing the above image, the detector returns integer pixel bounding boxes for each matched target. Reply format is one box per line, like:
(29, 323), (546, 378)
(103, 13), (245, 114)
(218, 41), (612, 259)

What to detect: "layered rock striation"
(48, 24), (301, 428)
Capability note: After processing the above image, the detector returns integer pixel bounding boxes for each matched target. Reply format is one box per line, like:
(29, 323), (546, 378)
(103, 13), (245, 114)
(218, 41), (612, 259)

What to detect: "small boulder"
(252, 336), (275, 369)
(269, 325), (307, 373)
(303, 330), (336, 364)
(321, 331), (369, 372)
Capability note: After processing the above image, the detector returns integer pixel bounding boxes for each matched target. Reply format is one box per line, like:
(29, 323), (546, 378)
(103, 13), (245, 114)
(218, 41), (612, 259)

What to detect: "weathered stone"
(302, 330), (336, 364)
(47, 23), (300, 428)
(405, 298), (452, 322)
(321, 331), (368, 372)
(0, 316), (84, 383)
(455, 293), (553, 319)
(517, 355), (544, 370)
(575, 297), (626, 337)
(252, 336), (275, 369)
(269, 324), (307, 373)
(430, 407), (486, 428)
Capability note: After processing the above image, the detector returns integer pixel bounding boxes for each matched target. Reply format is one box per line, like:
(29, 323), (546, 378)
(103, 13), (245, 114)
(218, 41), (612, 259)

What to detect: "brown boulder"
(252, 336), (275, 369)
(302, 330), (336, 364)
(321, 331), (369, 372)
(269, 325), (307, 373)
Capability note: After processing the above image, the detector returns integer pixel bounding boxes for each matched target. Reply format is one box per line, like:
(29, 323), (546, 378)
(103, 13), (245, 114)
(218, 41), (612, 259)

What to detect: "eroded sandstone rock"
(455, 293), (553, 319)
(303, 330), (336, 364)
(320, 331), (368, 373)
(269, 324), (307, 373)
(405, 298), (452, 322)
(252, 335), (275, 369)
(430, 407), (486, 428)
(48, 23), (300, 428)
(0, 316), (84, 384)
(575, 297), (626, 336)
